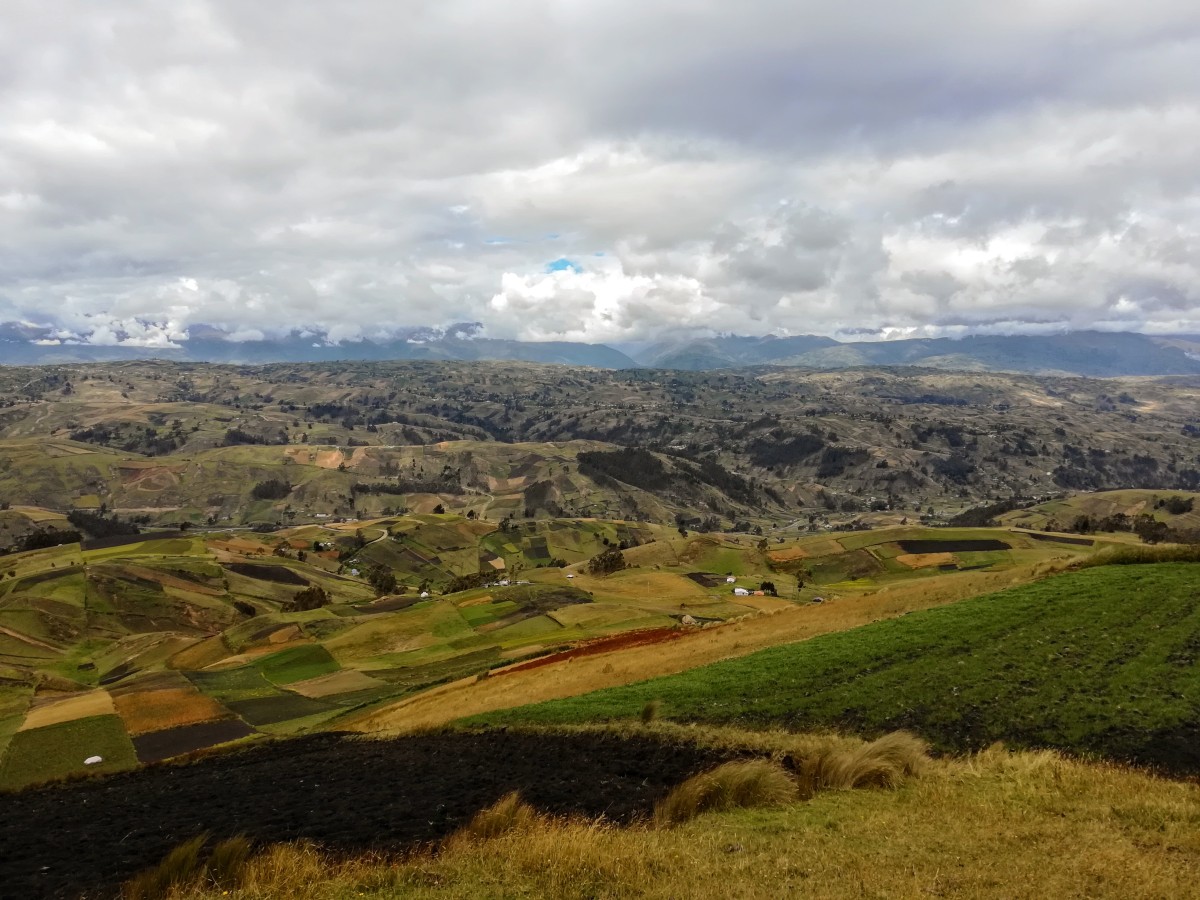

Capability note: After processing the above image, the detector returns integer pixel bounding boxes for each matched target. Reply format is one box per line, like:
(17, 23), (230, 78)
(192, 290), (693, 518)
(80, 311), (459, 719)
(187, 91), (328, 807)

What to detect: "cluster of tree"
(1063, 510), (1199, 545)
(66, 510), (140, 540)
(287, 585), (329, 612)
(250, 479), (292, 500)
(911, 423), (968, 448)
(350, 475), (463, 496)
(587, 546), (627, 576)
(1053, 446), (1166, 491)
(222, 428), (287, 447)
(930, 452), (977, 484)
(69, 422), (184, 456)
(579, 447), (671, 491)
(364, 565), (397, 595)
(816, 446), (871, 479)
(3, 528), (81, 554)
(747, 431), (826, 467)
(447, 571), (493, 593)
(947, 497), (1040, 528)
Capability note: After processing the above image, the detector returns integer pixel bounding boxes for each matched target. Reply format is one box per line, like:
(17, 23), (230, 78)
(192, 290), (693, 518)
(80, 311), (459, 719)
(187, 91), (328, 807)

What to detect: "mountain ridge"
(4, 325), (1199, 377)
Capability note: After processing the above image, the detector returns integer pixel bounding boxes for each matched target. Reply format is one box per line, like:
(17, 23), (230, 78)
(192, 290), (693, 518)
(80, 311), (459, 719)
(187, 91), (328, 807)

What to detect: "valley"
(0, 359), (1198, 898)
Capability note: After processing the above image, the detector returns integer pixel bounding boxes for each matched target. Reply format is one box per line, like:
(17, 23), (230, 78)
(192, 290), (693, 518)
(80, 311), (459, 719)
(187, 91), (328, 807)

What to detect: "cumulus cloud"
(0, 0), (1198, 345)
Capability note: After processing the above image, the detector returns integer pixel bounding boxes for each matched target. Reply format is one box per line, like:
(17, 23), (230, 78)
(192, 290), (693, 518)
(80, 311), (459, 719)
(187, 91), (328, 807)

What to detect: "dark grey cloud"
(0, 0), (1198, 347)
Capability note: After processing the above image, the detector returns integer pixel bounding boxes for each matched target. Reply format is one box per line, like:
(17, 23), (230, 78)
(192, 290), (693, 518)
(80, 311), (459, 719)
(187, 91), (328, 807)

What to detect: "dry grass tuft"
(123, 834), (255, 899)
(796, 730), (928, 796)
(654, 758), (799, 826)
(123, 834), (208, 900)
(453, 790), (542, 842)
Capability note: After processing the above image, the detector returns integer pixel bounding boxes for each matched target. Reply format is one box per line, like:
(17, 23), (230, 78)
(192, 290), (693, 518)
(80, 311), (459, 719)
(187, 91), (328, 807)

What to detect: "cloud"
(1, 0), (1198, 345)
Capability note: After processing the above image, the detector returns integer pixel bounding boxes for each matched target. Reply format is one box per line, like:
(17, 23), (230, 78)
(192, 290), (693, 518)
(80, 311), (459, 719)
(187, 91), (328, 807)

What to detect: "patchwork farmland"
(0, 508), (1101, 790)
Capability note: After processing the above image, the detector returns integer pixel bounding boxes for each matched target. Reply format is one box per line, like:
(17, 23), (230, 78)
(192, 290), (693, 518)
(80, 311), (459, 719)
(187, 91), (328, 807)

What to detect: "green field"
(0, 715), (138, 790)
(472, 563), (1200, 773)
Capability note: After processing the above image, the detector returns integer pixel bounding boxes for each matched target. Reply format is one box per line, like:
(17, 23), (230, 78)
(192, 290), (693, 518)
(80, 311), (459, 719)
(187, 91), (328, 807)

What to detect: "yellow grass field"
(354, 560), (1057, 734)
(20, 690), (116, 731)
(112, 688), (227, 735)
(570, 570), (711, 605)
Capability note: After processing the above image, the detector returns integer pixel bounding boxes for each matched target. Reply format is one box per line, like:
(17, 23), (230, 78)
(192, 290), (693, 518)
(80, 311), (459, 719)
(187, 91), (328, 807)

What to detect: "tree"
(587, 547), (627, 576)
(1134, 515), (1170, 545)
(760, 581), (778, 596)
(367, 566), (398, 595)
(433, 503), (446, 514)
(289, 585), (329, 612)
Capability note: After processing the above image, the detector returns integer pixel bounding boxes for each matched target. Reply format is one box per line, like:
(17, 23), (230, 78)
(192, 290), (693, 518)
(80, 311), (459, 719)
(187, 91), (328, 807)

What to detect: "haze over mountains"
(4, 323), (1200, 377)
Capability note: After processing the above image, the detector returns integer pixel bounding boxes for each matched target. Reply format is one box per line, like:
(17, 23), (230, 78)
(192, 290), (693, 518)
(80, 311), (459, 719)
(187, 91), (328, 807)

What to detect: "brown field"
(113, 688), (227, 735)
(168, 635), (229, 670)
(20, 691), (115, 731)
(797, 537), (846, 556)
(896, 552), (956, 569)
(353, 560), (1060, 734)
(288, 669), (386, 698)
(767, 545), (810, 563)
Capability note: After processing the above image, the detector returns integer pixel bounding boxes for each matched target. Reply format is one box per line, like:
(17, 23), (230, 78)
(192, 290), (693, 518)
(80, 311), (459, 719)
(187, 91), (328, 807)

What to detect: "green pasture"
(0, 714), (138, 791)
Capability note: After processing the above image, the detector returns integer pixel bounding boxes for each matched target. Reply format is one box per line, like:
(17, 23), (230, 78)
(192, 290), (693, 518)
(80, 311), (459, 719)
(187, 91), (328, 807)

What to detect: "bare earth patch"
(896, 552), (956, 569)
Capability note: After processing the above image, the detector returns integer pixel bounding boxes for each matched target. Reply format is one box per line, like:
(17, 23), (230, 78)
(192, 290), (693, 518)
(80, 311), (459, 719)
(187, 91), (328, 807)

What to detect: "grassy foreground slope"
(473, 563), (1200, 772)
(156, 732), (1200, 900)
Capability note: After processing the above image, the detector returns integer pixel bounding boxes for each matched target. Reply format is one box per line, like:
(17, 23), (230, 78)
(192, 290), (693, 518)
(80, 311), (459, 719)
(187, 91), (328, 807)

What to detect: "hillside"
(0, 515), (1095, 790)
(474, 563), (1200, 774)
(2, 360), (1200, 530)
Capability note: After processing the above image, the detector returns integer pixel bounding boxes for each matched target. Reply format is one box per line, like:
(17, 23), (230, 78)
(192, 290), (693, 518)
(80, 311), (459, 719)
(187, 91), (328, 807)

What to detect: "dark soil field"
(225, 562), (309, 585)
(131, 718), (256, 763)
(0, 729), (737, 899)
(897, 538), (1011, 553)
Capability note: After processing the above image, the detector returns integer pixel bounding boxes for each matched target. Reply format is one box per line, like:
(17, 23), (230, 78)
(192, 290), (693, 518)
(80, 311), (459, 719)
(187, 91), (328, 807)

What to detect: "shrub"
(654, 759), (799, 826)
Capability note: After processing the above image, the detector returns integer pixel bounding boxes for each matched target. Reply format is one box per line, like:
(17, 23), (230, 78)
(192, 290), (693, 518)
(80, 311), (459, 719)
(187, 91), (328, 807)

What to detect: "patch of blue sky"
(546, 257), (583, 274)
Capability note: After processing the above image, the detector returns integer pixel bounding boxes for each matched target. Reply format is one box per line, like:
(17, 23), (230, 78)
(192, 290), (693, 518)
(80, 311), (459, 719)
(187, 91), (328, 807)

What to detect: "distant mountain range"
(3, 321), (1199, 377)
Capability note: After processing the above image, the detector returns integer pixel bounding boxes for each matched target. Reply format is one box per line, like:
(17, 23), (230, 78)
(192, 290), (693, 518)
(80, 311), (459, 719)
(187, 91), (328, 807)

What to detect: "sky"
(2, 1), (1200, 349)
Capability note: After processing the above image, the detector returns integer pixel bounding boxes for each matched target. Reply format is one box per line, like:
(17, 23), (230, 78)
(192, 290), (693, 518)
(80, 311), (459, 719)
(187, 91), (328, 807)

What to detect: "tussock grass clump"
(796, 731), (928, 796)
(640, 699), (661, 724)
(654, 758), (799, 826)
(124, 834), (208, 900)
(123, 834), (254, 900)
(454, 790), (542, 841)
